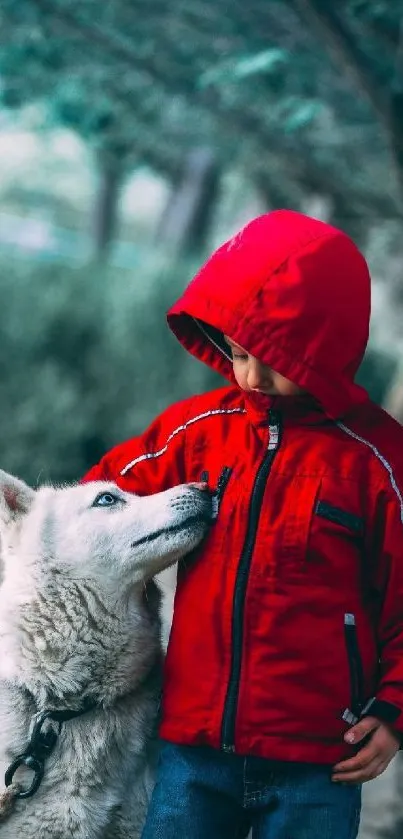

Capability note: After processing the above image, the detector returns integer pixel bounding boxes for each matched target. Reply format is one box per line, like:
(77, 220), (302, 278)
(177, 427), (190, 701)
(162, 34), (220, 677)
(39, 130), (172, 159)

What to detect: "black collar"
(4, 698), (97, 800)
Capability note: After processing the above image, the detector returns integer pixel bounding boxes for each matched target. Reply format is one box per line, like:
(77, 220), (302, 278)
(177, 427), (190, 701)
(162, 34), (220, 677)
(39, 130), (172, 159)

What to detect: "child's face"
(224, 336), (305, 397)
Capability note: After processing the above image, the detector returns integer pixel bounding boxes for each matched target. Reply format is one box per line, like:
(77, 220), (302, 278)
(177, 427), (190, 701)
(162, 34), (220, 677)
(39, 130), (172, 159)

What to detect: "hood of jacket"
(167, 210), (371, 419)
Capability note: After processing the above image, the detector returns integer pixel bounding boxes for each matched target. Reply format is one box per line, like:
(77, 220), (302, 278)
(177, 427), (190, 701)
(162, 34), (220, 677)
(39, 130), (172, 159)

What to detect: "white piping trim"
(120, 408), (246, 475)
(337, 421), (403, 524)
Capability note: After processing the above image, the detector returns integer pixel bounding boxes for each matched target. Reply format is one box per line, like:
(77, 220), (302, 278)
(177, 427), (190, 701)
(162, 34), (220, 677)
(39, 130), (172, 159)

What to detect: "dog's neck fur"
(0, 669), (160, 839)
(0, 578), (163, 839)
(0, 574), (162, 709)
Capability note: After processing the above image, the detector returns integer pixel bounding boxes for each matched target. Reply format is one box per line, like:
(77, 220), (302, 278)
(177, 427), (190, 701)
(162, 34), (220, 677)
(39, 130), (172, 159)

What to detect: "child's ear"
(0, 469), (35, 527)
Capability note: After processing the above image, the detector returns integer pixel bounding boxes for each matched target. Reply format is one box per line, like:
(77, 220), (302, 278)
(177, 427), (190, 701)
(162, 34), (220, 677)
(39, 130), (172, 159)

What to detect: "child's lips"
(251, 388), (276, 396)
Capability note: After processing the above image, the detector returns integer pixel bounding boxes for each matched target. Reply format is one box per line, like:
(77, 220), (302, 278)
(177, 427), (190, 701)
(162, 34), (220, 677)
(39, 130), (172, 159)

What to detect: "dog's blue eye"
(93, 492), (118, 507)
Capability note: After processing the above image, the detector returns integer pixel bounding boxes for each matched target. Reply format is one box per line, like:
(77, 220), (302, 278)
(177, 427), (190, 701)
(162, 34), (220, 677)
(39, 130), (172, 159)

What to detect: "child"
(83, 210), (403, 839)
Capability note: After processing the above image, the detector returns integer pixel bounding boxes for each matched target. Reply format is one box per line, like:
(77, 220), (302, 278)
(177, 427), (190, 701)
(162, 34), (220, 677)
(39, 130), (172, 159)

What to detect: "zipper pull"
(342, 708), (359, 726)
(268, 409), (281, 451)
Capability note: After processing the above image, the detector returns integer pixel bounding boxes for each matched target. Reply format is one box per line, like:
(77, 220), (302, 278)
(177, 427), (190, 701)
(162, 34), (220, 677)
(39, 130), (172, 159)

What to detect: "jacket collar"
(242, 390), (331, 427)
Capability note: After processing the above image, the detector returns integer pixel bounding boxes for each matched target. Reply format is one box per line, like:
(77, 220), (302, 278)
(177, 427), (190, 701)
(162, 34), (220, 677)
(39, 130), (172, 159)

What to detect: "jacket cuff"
(361, 697), (401, 724)
(361, 697), (403, 745)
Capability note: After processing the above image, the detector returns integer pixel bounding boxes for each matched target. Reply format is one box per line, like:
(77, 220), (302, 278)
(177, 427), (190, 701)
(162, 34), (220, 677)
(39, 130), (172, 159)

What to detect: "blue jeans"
(141, 741), (361, 839)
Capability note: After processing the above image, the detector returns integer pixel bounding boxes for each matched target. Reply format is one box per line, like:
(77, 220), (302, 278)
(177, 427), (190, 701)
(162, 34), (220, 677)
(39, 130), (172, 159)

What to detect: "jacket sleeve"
(81, 397), (193, 495)
(364, 486), (403, 734)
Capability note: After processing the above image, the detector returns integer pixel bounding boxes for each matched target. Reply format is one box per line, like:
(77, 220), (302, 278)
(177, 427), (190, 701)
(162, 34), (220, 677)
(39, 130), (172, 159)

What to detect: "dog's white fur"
(0, 471), (211, 838)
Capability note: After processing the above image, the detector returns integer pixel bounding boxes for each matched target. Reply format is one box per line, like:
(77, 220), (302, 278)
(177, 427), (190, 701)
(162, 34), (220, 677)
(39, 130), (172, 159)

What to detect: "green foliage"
(283, 100), (324, 133)
(0, 252), (395, 487)
(199, 48), (289, 88)
(356, 347), (397, 407)
(0, 257), (220, 485)
(231, 49), (289, 80)
(0, 0), (402, 223)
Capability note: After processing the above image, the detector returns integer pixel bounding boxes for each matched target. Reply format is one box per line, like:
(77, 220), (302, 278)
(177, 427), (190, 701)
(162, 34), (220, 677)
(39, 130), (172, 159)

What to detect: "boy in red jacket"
(84, 211), (403, 838)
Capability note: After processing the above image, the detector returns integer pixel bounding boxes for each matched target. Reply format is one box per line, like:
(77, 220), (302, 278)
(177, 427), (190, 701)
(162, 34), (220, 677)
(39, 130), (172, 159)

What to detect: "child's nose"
(247, 359), (270, 390)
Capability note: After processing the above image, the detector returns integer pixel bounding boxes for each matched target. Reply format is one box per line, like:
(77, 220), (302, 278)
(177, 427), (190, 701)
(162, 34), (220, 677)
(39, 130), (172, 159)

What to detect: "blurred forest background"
(0, 1), (403, 835)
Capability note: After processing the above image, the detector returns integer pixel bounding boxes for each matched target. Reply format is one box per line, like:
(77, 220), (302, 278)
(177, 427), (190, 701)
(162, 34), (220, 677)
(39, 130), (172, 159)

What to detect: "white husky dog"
(0, 470), (212, 838)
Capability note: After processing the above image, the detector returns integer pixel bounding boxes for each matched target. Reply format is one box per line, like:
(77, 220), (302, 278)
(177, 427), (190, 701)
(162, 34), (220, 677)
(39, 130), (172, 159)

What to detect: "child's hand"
(332, 716), (400, 783)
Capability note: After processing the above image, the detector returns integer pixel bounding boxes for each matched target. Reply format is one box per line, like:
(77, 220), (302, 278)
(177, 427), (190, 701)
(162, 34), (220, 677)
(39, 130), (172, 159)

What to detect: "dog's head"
(0, 471), (212, 589)
(0, 471), (213, 698)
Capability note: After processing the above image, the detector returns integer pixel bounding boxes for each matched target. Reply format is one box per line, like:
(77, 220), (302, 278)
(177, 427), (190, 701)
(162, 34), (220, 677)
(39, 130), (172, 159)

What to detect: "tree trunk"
(156, 147), (220, 256)
(93, 155), (123, 261)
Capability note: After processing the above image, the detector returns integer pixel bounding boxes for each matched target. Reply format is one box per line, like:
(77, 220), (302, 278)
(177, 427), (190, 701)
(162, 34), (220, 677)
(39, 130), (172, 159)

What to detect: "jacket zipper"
(342, 613), (365, 725)
(221, 409), (282, 752)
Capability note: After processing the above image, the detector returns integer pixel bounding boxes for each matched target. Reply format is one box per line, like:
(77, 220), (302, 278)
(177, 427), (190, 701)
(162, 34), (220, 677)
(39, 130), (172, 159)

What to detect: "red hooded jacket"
(84, 211), (403, 764)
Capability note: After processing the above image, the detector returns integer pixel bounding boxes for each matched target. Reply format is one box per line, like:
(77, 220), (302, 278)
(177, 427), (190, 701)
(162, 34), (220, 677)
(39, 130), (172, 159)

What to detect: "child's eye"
(232, 353), (248, 361)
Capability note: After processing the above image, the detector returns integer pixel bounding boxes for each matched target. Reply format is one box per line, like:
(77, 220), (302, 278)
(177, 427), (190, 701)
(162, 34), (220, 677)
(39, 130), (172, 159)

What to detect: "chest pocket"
(277, 476), (365, 583)
(315, 500), (364, 537)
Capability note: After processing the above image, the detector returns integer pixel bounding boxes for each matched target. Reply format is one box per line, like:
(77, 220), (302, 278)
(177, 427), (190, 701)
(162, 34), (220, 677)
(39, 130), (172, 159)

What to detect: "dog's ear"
(0, 469), (35, 526)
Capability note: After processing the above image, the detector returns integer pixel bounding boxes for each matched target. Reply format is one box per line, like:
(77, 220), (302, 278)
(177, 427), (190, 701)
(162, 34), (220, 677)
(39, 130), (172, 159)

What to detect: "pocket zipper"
(315, 501), (364, 536)
(342, 613), (365, 725)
